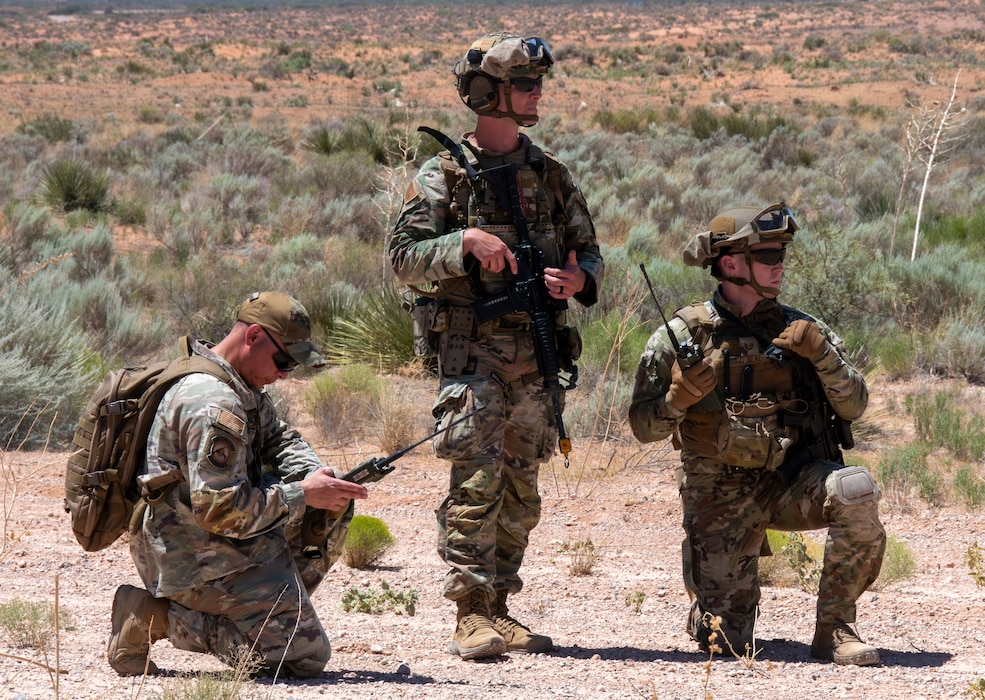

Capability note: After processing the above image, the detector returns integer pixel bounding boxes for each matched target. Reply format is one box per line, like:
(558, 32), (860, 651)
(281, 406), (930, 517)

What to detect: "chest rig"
(442, 143), (568, 296)
(673, 301), (814, 470)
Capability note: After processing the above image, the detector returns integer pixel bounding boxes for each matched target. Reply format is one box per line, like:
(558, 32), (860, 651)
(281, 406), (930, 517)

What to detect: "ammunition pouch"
(719, 395), (806, 470)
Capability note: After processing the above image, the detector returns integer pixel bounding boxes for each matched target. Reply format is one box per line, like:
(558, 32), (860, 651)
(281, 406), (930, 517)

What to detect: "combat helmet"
(454, 32), (554, 127)
(682, 202), (798, 297)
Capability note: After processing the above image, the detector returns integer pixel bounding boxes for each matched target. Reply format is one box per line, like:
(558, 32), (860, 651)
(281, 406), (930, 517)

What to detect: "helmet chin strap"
(489, 82), (539, 127)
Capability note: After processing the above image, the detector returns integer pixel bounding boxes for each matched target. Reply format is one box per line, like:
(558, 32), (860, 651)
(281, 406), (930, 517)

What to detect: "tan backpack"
(64, 338), (230, 552)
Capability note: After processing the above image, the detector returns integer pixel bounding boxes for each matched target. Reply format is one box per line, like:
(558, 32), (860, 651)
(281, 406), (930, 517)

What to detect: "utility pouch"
(408, 297), (439, 359)
(438, 306), (475, 378)
(719, 395), (806, 470)
(556, 325), (582, 388)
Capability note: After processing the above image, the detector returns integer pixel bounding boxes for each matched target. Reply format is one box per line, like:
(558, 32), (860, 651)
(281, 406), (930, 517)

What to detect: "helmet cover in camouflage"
(453, 32), (554, 82)
(236, 291), (326, 368)
(683, 202), (799, 269)
(454, 33), (554, 126)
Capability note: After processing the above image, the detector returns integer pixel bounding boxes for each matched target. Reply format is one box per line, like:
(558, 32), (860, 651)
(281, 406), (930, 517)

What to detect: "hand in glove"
(772, 319), (828, 360)
(666, 356), (718, 412)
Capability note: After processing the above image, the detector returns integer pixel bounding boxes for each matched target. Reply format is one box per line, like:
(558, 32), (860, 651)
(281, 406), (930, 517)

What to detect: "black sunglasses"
(748, 247), (787, 266)
(510, 76), (543, 93)
(261, 327), (299, 372)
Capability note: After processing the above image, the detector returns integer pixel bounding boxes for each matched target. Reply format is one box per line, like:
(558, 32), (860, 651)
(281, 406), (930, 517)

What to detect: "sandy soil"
(1, 2), (984, 138)
(1, 372), (984, 700)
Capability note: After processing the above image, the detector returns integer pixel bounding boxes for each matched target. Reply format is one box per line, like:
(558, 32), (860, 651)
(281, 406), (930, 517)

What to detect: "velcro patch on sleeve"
(215, 408), (246, 437)
(403, 180), (420, 205)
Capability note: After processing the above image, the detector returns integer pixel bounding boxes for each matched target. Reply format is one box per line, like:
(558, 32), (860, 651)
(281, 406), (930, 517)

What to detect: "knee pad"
(828, 465), (881, 506)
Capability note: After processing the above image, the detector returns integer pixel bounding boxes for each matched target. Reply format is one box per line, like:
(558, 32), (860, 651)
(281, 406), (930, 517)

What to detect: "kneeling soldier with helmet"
(629, 203), (885, 665)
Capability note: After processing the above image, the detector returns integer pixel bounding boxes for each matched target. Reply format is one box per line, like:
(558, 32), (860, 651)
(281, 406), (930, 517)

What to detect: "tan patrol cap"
(236, 291), (326, 368)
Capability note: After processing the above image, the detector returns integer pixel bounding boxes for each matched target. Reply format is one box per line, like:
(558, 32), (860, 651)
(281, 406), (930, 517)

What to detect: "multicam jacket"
(629, 290), (867, 470)
(389, 132), (603, 317)
(131, 340), (323, 598)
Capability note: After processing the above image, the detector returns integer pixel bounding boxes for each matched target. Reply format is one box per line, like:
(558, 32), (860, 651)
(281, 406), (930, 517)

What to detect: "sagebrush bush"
(342, 515), (396, 569)
(307, 364), (385, 441)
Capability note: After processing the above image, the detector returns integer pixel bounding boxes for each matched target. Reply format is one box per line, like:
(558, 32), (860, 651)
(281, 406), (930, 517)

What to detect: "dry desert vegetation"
(2, 2), (985, 699)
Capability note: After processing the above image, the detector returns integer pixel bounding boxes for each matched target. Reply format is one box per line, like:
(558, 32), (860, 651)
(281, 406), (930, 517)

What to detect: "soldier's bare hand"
(772, 319), (828, 359)
(301, 468), (368, 511)
(544, 250), (586, 299)
(464, 228), (518, 275)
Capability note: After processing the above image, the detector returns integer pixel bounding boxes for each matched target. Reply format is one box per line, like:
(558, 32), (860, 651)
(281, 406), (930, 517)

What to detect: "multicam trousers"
(680, 458), (885, 652)
(432, 330), (559, 602)
(165, 504), (352, 678)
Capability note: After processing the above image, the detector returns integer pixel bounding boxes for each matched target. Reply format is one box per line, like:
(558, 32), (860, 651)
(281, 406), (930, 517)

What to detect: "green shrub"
(323, 286), (414, 371)
(954, 466), (985, 509)
(306, 364), (385, 440)
(967, 542), (985, 588)
(17, 113), (76, 143)
(876, 441), (935, 508)
(908, 391), (985, 462)
(0, 599), (71, 650)
(37, 159), (112, 213)
(340, 580), (416, 616)
(342, 515), (396, 569)
(871, 534), (917, 590)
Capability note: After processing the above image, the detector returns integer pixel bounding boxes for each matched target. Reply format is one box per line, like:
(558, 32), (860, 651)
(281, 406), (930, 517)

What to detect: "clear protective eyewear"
(751, 202), (799, 234)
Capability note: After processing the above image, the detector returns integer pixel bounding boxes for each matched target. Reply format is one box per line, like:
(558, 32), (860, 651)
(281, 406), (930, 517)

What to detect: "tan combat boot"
(448, 589), (506, 660)
(492, 590), (553, 653)
(107, 584), (170, 676)
(811, 622), (880, 666)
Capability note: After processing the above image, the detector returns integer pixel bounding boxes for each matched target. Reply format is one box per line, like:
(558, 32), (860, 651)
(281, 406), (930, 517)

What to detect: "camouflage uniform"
(389, 134), (603, 604)
(629, 290), (885, 653)
(129, 339), (351, 678)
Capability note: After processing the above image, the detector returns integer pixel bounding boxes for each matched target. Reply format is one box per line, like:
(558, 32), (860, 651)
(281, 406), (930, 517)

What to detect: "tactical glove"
(772, 319), (828, 360)
(666, 356), (718, 412)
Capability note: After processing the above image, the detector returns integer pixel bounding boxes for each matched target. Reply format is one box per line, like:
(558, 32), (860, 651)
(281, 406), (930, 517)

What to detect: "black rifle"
(417, 126), (573, 466)
(638, 263), (704, 370)
(301, 407), (484, 559)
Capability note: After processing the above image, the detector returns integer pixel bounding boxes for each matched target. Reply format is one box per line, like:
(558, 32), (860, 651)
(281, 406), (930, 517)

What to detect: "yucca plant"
(37, 159), (112, 213)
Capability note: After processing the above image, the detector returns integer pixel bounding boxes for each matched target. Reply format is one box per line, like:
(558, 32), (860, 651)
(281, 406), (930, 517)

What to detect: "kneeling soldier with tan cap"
(629, 204), (885, 665)
(108, 291), (368, 677)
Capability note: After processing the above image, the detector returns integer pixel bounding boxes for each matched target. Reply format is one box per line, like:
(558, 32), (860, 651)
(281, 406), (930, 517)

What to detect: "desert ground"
(2, 378), (985, 699)
(3, 2), (985, 699)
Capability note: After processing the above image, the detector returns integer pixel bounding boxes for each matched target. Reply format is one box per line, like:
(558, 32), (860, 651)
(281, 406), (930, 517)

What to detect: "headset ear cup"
(465, 74), (498, 113)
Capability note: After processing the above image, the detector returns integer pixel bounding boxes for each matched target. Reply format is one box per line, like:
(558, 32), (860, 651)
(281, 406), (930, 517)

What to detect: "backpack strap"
(130, 338), (232, 500)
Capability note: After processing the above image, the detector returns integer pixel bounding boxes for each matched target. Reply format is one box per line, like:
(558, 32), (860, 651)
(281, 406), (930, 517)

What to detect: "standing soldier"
(628, 203), (885, 665)
(389, 32), (604, 659)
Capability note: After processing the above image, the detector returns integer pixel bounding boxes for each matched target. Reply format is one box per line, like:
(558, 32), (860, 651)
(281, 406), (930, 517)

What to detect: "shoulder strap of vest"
(530, 145), (567, 222)
(674, 301), (717, 350)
